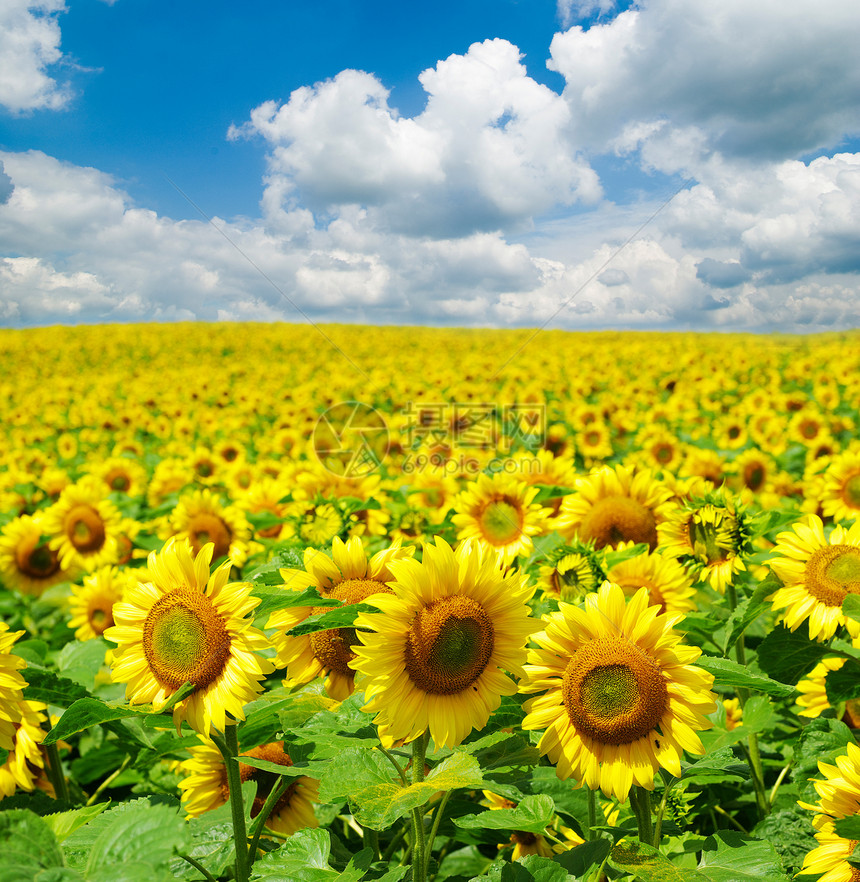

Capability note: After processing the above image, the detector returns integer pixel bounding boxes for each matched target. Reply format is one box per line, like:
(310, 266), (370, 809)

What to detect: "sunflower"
(821, 451), (860, 524)
(350, 537), (537, 748)
(451, 472), (549, 566)
(282, 501), (344, 546)
(93, 456), (147, 497)
(179, 736), (319, 837)
(605, 544), (697, 617)
(794, 657), (860, 726)
(768, 515), (860, 641)
(657, 491), (751, 594)
(43, 477), (122, 572)
(538, 542), (605, 602)
(800, 820), (860, 882)
(147, 458), (194, 507)
(521, 582), (716, 802)
(68, 566), (127, 641)
(553, 465), (676, 552)
(0, 700), (47, 799)
(0, 623), (27, 752)
(104, 538), (274, 735)
(166, 489), (253, 567)
(722, 698), (743, 731)
(804, 741), (860, 828)
(267, 536), (414, 700)
(0, 513), (71, 595)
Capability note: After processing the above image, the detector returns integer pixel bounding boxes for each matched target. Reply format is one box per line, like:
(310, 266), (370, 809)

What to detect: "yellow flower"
(67, 565), (126, 640)
(554, 465), (676, 551)
(267, 536), (413, 700)
(0, 513), (71, 595)
(451, 471), (549, 566)
(821, 451), (860, 524)
(43, 476), (122, 572)
(351, 537), (537, 748)
(0, 700), (47, 799)
(0, 623), (28, 751)
(800, 819), (860, 882)
(104, 539), (274, 735)
(521, 582), (716, 802)
(768, 515), (860, 641)
(605, 544), (697, 617)
(179, 736), (319, 837)
(166, 489), (252, 567)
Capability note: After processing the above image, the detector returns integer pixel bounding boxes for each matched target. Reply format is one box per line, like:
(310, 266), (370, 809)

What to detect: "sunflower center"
(16, 540), (60, 579)
(188, 513), (232, 561)
(64, 504), (106, 553)
(309, 578), (391, 676)
(805, 545), (860, 607)
(744, 463), (765, 491)
(108, 472), (131, 492)
(578, 497), (658, 550)
(142, 588), (231, 691)
(478, 499), (523, 546)
(89, 606), (112, 635)
(562, 637), (668, 745)
(404, 595), (494, 695)
(843, 474), (860, 509)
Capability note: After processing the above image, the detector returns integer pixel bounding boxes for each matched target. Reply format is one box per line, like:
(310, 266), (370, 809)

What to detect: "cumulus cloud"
(0, 0), (70, 113)
(231, 39), (601, 238)
(550, 0), (860, 159)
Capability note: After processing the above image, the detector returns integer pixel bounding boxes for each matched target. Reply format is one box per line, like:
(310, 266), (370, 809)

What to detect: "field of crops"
(1, 322), (859, 882)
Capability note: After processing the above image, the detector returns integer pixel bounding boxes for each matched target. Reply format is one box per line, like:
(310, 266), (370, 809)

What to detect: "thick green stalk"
(248, 773), (293, 863)
(213, 725), (251, 882)
(725, 582), (770, 819)
(423, 791), (451, 878)
(410, 733), (429, 882)
(44, 741), (70, 804)
(629, 786), (653, 846)
(586, 787), (597, 841)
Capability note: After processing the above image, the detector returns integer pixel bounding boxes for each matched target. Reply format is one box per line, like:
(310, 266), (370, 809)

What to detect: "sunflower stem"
(378, 743), (408, 786)
(725, 581), (770, 820)
(423, 791), (452, 878)
(179, 853), (218, 882)
(383, 823), (408, 863)
(629, 786), (653, 846)
(364, 826), (380, 862)
(44, 741), (70, 804)
(410, 733), (429, 882)
(85, 755), (131, 806)
(247, 772), (292, 863)
(213, 725), (251, 882)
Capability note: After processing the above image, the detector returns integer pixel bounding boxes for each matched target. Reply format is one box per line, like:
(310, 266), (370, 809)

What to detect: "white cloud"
(550, 0), (860, 159)
(0, 0), (70, 113)
(232, 39), (601, 238)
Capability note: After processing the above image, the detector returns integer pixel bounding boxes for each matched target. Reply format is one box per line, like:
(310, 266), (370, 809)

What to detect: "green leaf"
(249, 827), (341, 881)
(43, 684), (195, 745)
(460, 731), (540, 772)
(232, 754), (321, 779)
(679, 747), (749, 784)
(22, 668), (90, 707)
(696, 830), (791, 881)
(835, 816), (860, 839)
(753, 809), (820, 875)
(0, 809), (66, 879)
(455, 795), (556, 834)
(554, 839), (611, 879)
(514, 855), (571, 882)
(825, 657), (860, 704)
(610, 839), (709, 880)
(55, 638), (109, 690)
(250, 584), (340, 618)
(42, 803), (109, 842)
(723, 581), (777, 653)
(695, 656), (795, 697)
(792, 718), (856, 804)
(286, 603), (378, 637)
(320, 748), (483, 831)
(842, 594), (860, 623)
(756, 623), (831, 684)
(83, 800), (188, 876)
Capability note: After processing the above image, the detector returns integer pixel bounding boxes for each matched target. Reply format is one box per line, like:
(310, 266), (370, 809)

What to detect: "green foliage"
(695, 656), (796, 697)
(756, 623), (831, 684)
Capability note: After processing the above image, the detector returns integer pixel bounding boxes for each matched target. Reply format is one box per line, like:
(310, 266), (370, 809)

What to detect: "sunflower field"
(2, 322), (860, 882)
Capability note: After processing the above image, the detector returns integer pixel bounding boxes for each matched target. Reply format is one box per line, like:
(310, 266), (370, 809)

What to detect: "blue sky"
(0, 0), (858, 331)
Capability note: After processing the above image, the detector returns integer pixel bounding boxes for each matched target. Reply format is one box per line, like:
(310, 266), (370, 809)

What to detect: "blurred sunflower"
(0, 700), (47, 799)
(104, 538), (274, 735)
(605, 544), (697, 617)
(93, 456), (147, 497)
(768, 515), (860, 641)
(821, 451), (860, 524)
(68, 565), (126, 640)
(521, 582), (716, 802)
(351, 537), (537, 748)
(166, 489), (252, 567)
(554, 465), (675, 552)
(43, 477), (122, 572)
(147, 458), (194, 507)
(0, 623), (27, 751)
(268, 536), (413, 700)
(451, 472), (548, 566)
(179, 736), (319, 837)
(0, 513), (70, 595)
